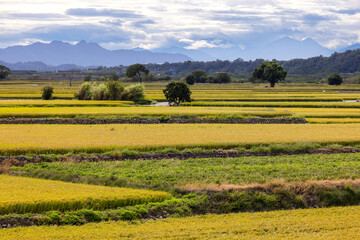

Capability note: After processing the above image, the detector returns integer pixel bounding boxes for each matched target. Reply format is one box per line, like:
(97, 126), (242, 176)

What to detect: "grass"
(1, 206), (360, 239)
(182, 101), (360, 108)
(1, 124), (360, 154)
(14, 153), (360, 188)
(0, 175), (171, 214)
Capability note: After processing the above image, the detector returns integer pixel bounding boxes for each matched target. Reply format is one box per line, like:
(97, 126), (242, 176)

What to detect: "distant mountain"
(154, 37), (333, 61)
(0, 40), (192, 67)
(153, 47), (216, 61)
(252, 37), (333, 60)
(339, 44), (360, 52)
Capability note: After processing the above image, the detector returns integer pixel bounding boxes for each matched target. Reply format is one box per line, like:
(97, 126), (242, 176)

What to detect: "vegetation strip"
(0, 175), (171, 214)
(1, 180), (360, 228)
(182, 101), (360, 108)
(1, 206), (360, 239)
(0, 124), (359, 154)
(0, 117), (307, 124)
(12, 153), (360, 190)
(1, 145), (360, 167)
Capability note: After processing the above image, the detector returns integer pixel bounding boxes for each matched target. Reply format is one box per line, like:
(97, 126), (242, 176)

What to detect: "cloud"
(0, 0), (360, 52)
(3, 13), (67, 20)
(179, 38), (233, 49)
(132, 19), (155, 28)
(15, 24), (132, 43)
(331, 9), (360, 15)
(66, 8), (143, 18)
(302, 14), (336, 26)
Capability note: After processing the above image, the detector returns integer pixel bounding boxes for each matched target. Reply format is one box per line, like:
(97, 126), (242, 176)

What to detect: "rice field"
(1, 206), (359, 239)
(0, 175), (171, 214)
(0, 100), (133, 107)
(0, 124), (360, 154)
(182, 101), (360, 108)
(0, 106), (291, 118)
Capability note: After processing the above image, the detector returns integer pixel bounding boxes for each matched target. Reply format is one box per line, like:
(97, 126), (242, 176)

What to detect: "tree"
(83, 75), (92, 81)
(0, 65), (10, 80)
(327, 73), (343, 85)
(110, 73), (119, 81)
(185, 74), (196, 85)
(41, 86), (54, 100)
(216, 72), (231, 83)
(126, 64), (149, 83)
(252, 61), (287, 87)
(191, 69), (208, 83)
(163, 81), (191, 106)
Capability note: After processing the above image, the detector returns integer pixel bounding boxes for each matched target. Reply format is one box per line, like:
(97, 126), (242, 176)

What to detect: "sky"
(0, 0), (360, 50)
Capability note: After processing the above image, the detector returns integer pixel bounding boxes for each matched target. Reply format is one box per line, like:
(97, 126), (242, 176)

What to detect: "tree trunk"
(270, 82), (275, 87)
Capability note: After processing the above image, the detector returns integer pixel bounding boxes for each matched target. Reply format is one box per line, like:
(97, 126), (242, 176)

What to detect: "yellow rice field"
(0, 175), (171, 214)
(0, 100), (133, 107)
(0, 106), (290, 117)
(1, 206), (359, 239)
(307, 118), (360, 123)
(0, 124), (360, 153)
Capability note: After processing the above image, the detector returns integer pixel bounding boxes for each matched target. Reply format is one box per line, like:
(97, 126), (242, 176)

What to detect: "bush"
(83, 75), (92, 81)
(216, 72), (231, 83)
(122, 83), (145, 101)
(105, 81), (124, 100)
(328, 73), (343, 85)
(76, 82), (93, 100)
(92, 83), (108, 100)
(185, 74), (196, 85)
(41, 86), (54, 100)
(120, 210), (137, 221)
(191, 69), (208, 83)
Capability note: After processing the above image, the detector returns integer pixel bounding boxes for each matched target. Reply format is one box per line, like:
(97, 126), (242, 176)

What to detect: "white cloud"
(0, 0), (359, 50)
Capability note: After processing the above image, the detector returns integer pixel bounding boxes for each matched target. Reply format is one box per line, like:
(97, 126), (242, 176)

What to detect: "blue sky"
(0, 0), (359, 50)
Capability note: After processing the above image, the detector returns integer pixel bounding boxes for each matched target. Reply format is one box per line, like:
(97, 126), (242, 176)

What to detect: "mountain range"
(0, 40), (191, 67)
(0, 38), (360, 71)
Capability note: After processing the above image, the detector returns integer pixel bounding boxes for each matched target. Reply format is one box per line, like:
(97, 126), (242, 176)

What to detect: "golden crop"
(0, 124), (360, 153)
(0, 100), (133, 107)
(1, 206), (359, 239)
(0, 175), (171, 214)
(307, 118), (360, 123)
(0, 106), (290, 117)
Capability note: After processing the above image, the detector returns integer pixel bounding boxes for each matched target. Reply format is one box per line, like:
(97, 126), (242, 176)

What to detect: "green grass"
(13, 153), (360, 188)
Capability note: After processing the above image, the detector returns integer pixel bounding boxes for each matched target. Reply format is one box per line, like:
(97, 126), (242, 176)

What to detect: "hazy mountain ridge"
(0, 40), (192, 67)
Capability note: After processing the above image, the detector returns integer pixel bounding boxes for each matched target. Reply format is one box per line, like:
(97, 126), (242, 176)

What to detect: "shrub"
(328, 73), (343, 85)
(41, 86), (54, 100)
(122, 83), (145, 101)
(83, 75), (92, 82)
(191, 69), (208, 83)
(105, 81), (124, 100)
(76, 82), (92, 100)
(92, 83), (108, 100)
(185, 74), (196, 85)
(216, 72), (231, 83)
(120, 210), (137, 221)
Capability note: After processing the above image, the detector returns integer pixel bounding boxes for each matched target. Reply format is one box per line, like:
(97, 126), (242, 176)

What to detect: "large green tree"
(0, 65), (10, 80)
(126, 64), (149, 83)
(252, 62), (287, 87)
(163, 81), (191, 106)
